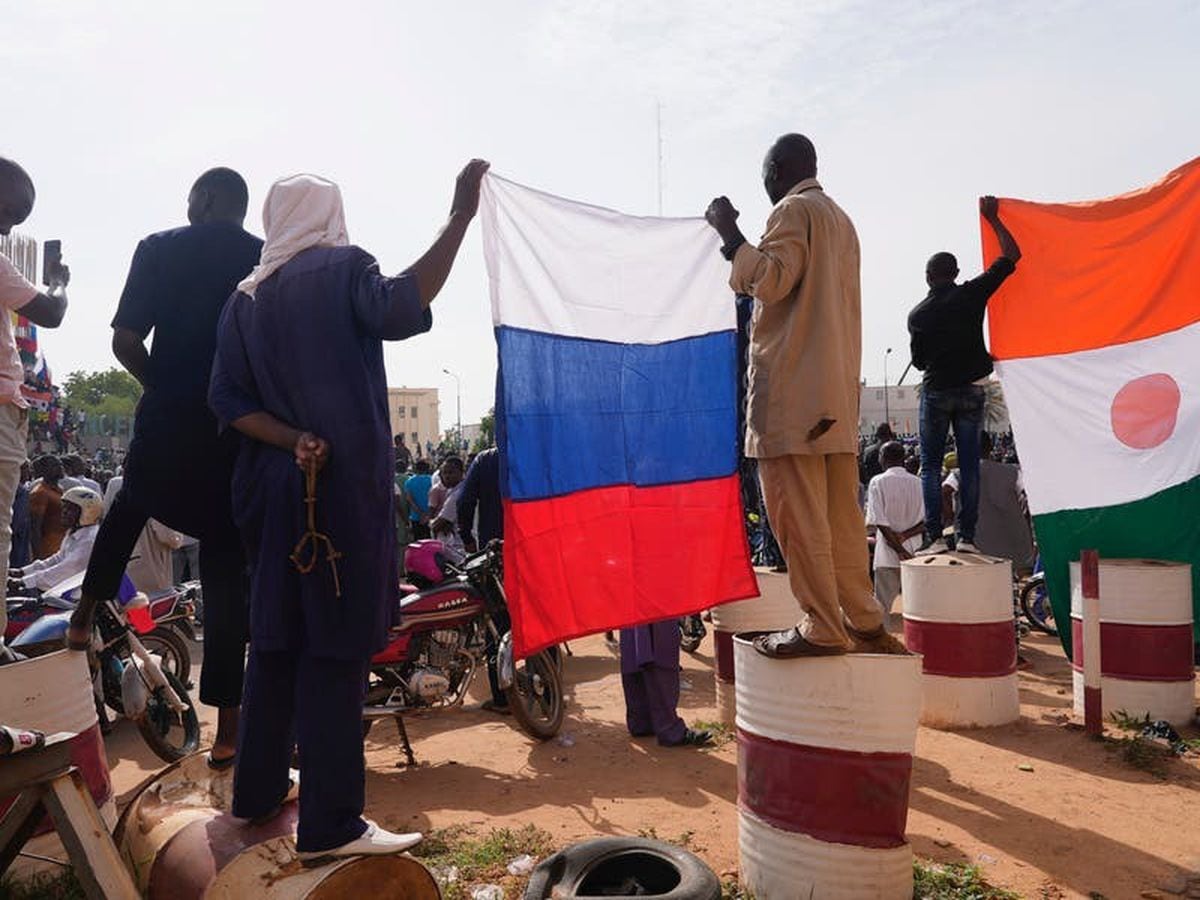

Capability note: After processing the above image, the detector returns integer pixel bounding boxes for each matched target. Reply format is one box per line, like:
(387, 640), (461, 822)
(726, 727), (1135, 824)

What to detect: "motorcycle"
(6, 572), (199, 687)
(8, 572), (201, 763)
(363, 540), (564, 764)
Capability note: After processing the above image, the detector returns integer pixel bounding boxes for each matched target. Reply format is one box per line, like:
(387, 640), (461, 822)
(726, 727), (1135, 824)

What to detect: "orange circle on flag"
(1110, 373), (1181, 450)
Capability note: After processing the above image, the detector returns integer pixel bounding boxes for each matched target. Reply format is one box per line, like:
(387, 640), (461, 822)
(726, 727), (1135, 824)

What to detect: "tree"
(472, 409), (495, 453)
(61, 369), (142, 420)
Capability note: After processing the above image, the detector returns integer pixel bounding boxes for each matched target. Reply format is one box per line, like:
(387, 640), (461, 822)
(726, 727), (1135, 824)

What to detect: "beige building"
(387, 387), (440, 457)
(858, 380), (1010, 437)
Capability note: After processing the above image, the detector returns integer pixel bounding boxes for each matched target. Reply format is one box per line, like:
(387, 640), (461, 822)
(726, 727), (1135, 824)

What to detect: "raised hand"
(451, 159), (492, 219)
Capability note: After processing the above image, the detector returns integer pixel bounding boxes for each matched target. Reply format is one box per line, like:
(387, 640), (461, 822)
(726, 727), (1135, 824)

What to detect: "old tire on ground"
(524, 837), (720, 899)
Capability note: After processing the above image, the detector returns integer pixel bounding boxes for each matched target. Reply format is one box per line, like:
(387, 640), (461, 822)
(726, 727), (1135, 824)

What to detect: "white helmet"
(62, 487), (104, 527)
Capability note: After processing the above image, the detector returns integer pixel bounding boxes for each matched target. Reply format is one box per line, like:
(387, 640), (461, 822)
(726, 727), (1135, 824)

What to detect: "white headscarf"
(237, 173), (349, 298)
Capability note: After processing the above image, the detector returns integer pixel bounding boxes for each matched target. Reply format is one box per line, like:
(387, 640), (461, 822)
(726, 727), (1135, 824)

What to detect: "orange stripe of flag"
(984, 156), (1200, 361)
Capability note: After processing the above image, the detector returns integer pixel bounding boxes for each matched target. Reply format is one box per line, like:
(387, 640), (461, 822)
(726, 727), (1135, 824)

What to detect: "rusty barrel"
(118, 752), (440, 899)
(902, 554), (1020, 728)
(708, 567), (797, 725)
(1070, 559), (1195, 725)
(0, 649), (114, 834)
(734, 636), (922, 899)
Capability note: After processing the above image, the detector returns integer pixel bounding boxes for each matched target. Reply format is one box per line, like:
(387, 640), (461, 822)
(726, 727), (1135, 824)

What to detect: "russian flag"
(481, 174), (758, 657)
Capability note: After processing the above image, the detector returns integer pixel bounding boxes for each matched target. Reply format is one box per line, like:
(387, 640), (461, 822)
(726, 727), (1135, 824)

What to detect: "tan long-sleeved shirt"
(730, 178), (862, 458)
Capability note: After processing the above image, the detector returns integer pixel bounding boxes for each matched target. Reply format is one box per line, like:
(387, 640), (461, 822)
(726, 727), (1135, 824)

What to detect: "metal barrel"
(734, 636), (922, 899)
(902, 554), (1020, 728)
(708, 568), (797, 726)
(1069, 559), (1194, 725)
(0, 649), (114, 835)
(118, 752), (440, 899)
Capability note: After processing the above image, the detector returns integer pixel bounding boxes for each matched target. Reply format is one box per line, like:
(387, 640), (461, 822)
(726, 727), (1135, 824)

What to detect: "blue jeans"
(919, 384), (985, 543)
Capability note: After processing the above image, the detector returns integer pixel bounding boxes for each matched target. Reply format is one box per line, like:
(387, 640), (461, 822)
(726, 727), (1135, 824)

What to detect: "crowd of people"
(0, 128), (1034, 865)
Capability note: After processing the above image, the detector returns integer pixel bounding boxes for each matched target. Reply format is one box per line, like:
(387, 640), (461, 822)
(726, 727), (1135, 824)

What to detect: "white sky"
(5, 0), (1198, 427)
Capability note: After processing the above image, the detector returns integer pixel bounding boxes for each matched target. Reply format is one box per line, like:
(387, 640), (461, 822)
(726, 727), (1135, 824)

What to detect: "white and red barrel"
(119, 752), (440, 899)
(901, 554), (1019, 728)
(708, 568), (798, 725)
(1070, 558), (1195, 726)
(0, 649), (114, 834)
(734, 636), (922, 899)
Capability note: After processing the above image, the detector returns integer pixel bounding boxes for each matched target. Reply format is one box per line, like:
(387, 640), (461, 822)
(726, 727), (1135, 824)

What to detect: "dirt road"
(92, 632), (1199, 898)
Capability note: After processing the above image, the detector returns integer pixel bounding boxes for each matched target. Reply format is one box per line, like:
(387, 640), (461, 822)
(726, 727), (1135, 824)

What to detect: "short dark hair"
(926, 252), (958, 280)
(442, 455), (464, 470)
(414, 459), (432, 474)
(0, 157), (33, 194)
(772, 133), (817, 174)
(192, 167), (249, 217)
(880, 441), (906, 466)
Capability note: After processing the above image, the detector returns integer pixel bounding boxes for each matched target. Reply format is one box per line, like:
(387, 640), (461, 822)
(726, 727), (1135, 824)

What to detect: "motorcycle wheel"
(141, 626), (193, 688)
(506, 649), (564, 741)
(1020, 576), (1058, 637)
(136, 670), (201, 763)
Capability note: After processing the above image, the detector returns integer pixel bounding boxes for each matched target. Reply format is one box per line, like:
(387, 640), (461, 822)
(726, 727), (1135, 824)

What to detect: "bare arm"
(17, 286), (68, 329)
(981, 196), (1021, 263)
(112, 327), (151, 387)
(403, 160), (490, 311)
(228, 412), (329, 471)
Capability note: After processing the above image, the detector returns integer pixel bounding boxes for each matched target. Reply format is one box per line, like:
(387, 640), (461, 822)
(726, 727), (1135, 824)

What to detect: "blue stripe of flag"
(496, 325), (738, 502)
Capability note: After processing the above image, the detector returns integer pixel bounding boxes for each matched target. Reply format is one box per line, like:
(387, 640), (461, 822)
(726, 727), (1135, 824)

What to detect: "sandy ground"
(29, 630), (1200, 898)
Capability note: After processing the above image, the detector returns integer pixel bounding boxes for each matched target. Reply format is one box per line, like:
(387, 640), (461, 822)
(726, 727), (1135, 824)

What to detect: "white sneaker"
(298, 820), (423, 862)
(956, 541), (980, 554)
(915, 538), (949, 556)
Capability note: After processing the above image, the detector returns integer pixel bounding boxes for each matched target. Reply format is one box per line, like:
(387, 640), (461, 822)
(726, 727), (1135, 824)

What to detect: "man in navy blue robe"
(209, 162), (489, 860)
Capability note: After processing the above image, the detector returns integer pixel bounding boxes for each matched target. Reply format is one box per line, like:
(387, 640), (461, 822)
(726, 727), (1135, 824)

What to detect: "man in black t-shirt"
(70, 168), (262, 767)
(907, 196), (1021, 555)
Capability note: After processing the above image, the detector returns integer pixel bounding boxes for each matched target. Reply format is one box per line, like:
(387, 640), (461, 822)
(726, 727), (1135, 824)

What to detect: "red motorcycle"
(364, 540), (564, 764)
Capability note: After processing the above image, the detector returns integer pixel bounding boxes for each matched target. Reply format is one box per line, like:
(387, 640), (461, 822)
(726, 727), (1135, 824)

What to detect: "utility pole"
(443, 368), (462, 452)
(883, 347), (893, 428)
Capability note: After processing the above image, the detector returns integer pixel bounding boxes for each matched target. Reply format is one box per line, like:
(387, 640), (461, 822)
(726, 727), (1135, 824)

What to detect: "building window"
(398, 406), (406, 418)
(875, 390), (883, 401)
(411, 432), (419, 444)
(411, 406), (419, 418)
(896, 389), (905, 399)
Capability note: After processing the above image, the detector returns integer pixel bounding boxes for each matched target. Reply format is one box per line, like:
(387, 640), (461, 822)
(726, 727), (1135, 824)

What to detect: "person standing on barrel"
(704, 134), (907, 659)
(208, 161), (488, 861)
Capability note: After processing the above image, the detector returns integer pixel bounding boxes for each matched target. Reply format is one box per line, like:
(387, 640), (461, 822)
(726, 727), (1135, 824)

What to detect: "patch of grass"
(691, 719), (735, 748)
(0, 871), (84, 900)
(1109, 709), (1152, 732)
(721, 879), (755, 899)
(635, 826), (705, 853)
(411, 824), (553, 899)
(1107, 734), (1169, 777)
(913, 860), (1019, 899)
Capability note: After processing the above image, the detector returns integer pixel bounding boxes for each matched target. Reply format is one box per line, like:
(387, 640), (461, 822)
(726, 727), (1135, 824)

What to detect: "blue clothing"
(209, 245), (431, 659)
(9, 482), (30, 568)
(404, 474), (431, 523)
(112, 222), (262, 538)
(919, 384), (985, 543)
(457, 447), (502, 547)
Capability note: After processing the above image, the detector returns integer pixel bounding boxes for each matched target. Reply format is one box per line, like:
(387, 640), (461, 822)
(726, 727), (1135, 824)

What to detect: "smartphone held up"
(42, 239), (68, 288)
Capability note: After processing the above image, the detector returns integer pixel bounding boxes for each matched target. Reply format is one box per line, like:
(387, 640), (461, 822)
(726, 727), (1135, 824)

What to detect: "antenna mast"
(656, 101), (664, 216)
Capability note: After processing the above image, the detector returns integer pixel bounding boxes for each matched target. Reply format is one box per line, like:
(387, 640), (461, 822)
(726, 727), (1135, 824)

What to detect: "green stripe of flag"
(1035, 473), (1200, 659)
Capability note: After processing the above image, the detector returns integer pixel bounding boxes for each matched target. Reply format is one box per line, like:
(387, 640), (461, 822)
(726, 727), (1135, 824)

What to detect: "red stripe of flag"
(503, 475), (756, 658)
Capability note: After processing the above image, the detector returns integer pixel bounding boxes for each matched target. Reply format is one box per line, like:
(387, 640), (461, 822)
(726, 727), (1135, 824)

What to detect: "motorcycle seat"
(41, 596), (77, 611)
(399, 583), (420, 595)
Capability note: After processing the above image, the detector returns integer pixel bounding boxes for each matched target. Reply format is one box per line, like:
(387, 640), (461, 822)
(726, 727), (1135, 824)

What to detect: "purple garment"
(209, 245), (431, 659)
(619, 619), (681, 674)
(619, 620), (686, 745)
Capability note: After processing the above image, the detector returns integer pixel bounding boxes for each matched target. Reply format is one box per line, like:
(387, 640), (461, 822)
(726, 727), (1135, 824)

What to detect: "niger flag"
(985, 157), (1200, 654)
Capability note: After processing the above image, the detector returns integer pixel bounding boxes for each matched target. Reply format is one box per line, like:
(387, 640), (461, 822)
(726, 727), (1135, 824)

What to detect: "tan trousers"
(0, 404), (28, 636)
(758, 452), (883, 648)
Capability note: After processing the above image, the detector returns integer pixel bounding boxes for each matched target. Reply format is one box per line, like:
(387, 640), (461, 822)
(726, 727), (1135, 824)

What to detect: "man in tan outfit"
(705, 134), (906, 658)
